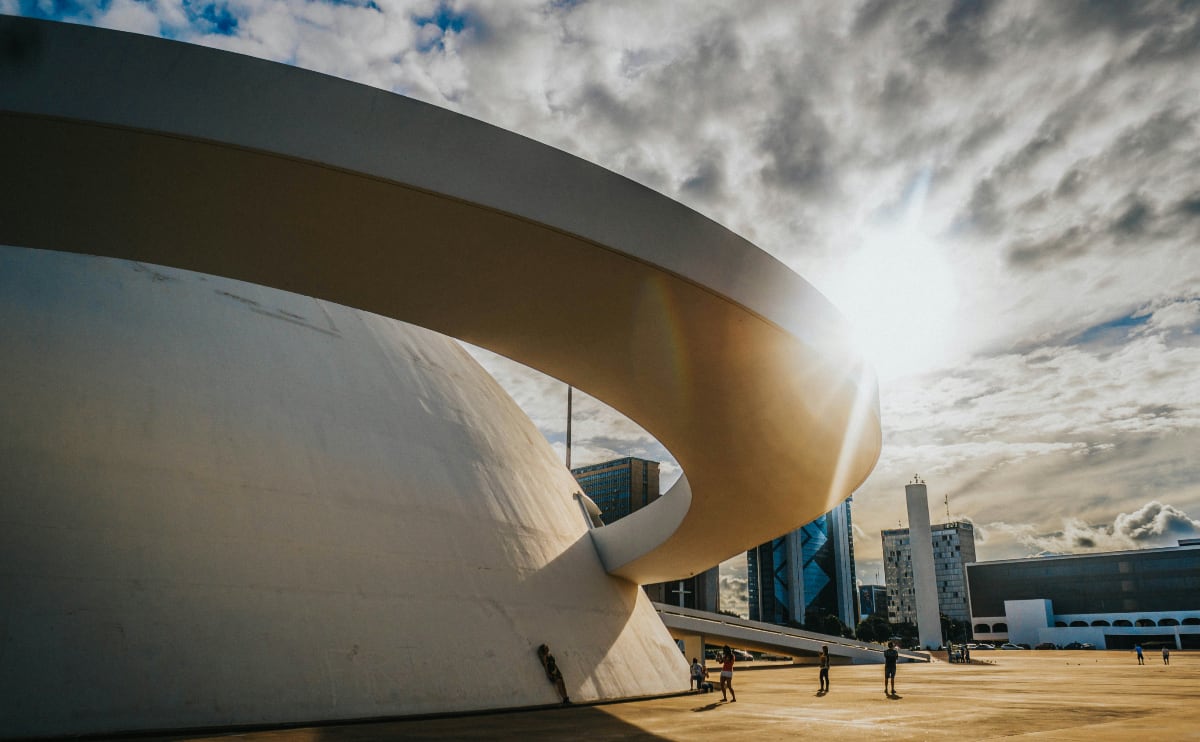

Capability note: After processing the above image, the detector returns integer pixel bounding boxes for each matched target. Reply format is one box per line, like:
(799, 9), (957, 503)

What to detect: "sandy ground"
(140, 650), (1200, 741)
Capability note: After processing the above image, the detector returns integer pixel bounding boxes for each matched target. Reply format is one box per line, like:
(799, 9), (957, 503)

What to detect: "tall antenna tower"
(945, 493), (950, 521)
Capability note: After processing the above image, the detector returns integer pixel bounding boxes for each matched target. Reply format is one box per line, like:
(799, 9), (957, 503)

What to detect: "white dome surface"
(0, 246), (687, 737)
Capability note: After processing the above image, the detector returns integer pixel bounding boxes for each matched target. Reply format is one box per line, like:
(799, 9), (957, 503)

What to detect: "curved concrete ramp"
(0, 17), (881, 584)
(656, 604), (930, 664)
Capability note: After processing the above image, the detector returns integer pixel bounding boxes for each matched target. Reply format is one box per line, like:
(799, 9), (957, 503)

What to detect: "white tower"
(905, 477), (944, 649)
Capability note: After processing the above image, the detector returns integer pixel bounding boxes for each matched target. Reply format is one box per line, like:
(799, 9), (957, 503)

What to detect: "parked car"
(1062, 642), (1095, 650)
(968, 643), (995, 650)
(1034, 642), (1058, 650)
(1000, 643), (1025, 650)
(733, 649), (754, 662)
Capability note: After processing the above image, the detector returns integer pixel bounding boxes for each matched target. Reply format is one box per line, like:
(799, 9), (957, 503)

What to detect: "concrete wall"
(0, 247), (688, 738)
(1004, 600), (1055, 647)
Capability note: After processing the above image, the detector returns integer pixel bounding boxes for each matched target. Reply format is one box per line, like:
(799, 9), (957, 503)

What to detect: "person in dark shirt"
(537, 644), (570, 704)
(883, 641), (899, 696)
(818, 646), (830, 693)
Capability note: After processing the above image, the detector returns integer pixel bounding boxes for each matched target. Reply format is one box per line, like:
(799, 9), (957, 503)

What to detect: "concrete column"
(681, 635), (706, 666)
(906, 481), (943, 649)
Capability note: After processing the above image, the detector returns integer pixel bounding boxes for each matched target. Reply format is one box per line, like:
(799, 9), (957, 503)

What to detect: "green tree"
(855, 613), (890, 643)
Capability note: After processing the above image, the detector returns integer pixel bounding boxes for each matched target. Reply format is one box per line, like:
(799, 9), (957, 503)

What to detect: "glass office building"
(747, 499), (857, 628)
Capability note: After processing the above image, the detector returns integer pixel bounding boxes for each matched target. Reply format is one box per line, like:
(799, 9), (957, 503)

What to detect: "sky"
(11, 0), (1200, 619)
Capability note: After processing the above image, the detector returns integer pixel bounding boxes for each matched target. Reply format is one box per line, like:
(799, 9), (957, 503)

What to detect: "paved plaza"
(133, 650), (1199, 741)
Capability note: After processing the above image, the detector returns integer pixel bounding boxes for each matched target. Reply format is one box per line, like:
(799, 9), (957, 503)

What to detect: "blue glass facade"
(747, 499), (857, 627)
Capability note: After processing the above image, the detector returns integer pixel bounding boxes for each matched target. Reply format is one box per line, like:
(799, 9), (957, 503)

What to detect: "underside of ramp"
(656, 604), (930, 665)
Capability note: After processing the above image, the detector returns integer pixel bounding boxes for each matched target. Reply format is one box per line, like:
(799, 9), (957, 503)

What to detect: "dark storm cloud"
(955, 113), (1007, 158)
(757, 93), (833, 196)
(1053, 0), (1169, 37)
(916, 0), (996, 72)
(574, 81), (645, 135)
(679, 156), (725, 202)
(1174, 193), (1200, 216)
(1104, 107), (1195, 166)
(877, 70), (928, 117)
(956, 177), (1004, 236)
(1055, 168), (1087, 198)
(852, 0), (903, 36)
(1110, 196), (1153, 235)
(1128, 12), (1200, 66)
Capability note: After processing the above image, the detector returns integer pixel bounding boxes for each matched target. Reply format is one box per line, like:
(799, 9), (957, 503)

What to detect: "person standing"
(1135, 644), (1144, 665)
(818, 646), (830, 693)
(1163, 646), (1170, 665)
(883, 641), (899, 696)
(719, 645), (737, 702)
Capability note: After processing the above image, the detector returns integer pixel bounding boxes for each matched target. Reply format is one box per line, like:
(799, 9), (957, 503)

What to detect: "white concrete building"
(0, 18), (882, 738)
(969, 541), (1200, 649)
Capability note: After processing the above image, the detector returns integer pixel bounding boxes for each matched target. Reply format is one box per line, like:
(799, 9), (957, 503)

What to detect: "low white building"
(968, 540), (1200, 649)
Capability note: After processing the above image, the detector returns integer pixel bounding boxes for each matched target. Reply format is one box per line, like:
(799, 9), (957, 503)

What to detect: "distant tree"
(888, 620), (918, 645)
(856, 613), (890, 643)
(941, 614), (970, 643)
(803, 612), (853, 638)
(718, 609), (743, 618)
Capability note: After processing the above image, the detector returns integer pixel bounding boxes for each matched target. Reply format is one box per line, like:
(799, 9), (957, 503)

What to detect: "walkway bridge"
(655, 603), (930, 665)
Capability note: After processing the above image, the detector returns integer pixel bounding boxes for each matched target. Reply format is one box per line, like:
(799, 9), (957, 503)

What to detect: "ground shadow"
(691, 702), (724, 713)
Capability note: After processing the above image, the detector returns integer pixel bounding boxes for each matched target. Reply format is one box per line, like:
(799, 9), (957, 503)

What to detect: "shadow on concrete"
(144, 705), (670, 741)
(690, 701), (724, 713)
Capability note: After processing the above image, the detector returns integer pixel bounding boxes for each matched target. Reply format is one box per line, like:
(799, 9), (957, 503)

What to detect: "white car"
(999, 643), (1025, 650)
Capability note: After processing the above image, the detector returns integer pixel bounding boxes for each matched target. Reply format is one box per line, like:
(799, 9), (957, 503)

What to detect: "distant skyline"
(13, 1), (1199, 618)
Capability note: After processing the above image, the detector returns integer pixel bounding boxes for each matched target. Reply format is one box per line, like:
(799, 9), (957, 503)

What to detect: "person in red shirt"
(719, 645), (737, 702)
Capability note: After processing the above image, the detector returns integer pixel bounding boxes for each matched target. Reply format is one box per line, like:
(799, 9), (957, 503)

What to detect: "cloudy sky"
(13, 0), (1199, 617)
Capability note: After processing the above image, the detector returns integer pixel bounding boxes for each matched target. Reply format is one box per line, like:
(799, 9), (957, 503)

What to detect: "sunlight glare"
(825, 178), (960, 382)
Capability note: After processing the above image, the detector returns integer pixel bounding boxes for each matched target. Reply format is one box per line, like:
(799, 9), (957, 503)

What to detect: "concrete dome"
(0, 246), (686, 737)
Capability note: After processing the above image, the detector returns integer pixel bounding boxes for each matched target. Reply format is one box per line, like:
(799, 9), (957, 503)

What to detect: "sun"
(822, 180), (960, 382)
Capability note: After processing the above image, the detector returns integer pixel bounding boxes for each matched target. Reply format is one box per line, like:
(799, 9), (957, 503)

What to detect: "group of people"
(815, 641), (901, 697)
(1134, 644), (1170, 665)
(687, 641), (900, 700)
(689, 646), (737, 702)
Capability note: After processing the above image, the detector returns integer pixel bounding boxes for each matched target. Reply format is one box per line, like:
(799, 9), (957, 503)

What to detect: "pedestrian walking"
(1163, 646), (1170, 665)
(883, 641), (899, 696)
(818, 646), (830, 693)
(1135, 644), (1144, 665)
(719, 645), (737, 702)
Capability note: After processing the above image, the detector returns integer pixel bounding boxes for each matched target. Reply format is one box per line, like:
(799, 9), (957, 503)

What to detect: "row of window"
(974, 617), (1200, 632)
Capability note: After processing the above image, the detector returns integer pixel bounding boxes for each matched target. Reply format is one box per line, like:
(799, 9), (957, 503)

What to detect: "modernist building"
(572, 457), (660, 525)
(574, 457), (719, 611)
(969, 539), (1200, 649)
(859, 584), (888, 620)
(882, 521), (977, 625)
(0, 18), (882, 738)
(747, 498), (858, 629)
